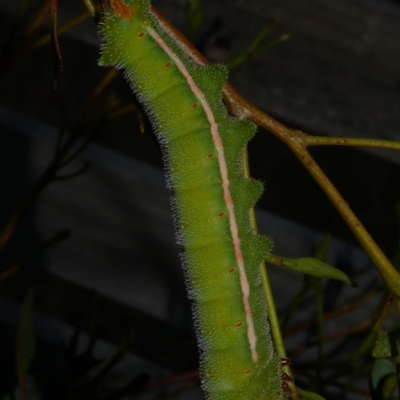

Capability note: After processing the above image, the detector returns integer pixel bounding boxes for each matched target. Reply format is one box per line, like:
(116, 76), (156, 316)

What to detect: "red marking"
(281, 382), (293, 396)
(235, 322), (243, 328)
(110, 0), (133, 20)
(281, 373), (293, 382)
(228, 267), (235, 273)
(147, 26), (259, 363)
(138, 31), (145, 38)
(191, 103), (198, 109)
(165, 61), (172, 68)
(218, 212), (225, 218)
(280, 357), (292, 366)
(207, 153), (214, 158)
(244, 369), (252, 375)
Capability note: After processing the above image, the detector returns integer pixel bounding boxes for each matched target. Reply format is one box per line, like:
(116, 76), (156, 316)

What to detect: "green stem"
(297, 386), (326, 400)
(150, 8), (400, 300)
(230, 99), (400, 297)
(314, 278), (324, 382)
(305, 135), (400, 150)
(265, 253), (297, 268)
(82, 0), (96, 17)
(243, 150), (299, 399)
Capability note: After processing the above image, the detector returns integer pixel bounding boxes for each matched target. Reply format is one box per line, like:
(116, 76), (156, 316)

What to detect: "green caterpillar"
(99, 1), (284, 398)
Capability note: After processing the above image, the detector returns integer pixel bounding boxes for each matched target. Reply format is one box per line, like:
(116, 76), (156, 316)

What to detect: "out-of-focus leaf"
(15, 289), (36, 382)
(186, 0), (203, 40)
(372, 331), (398, 358)
(351, 332), (375, 361)
(370, 359), (398, 399)
(381, 373), (399, 399)
(82, 0), (95, 17)
(313, 234), (331, 261)
(282, 274), (314, 329)
(297, 386), (326, 400)
(226, 22), (291, 70)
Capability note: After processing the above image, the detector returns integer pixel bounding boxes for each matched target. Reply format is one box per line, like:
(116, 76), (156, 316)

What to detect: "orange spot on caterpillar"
(165, 61), (172, 68)
(235, 322), (243, 328)
(138, 31), (145, 38)
(207, 153), (214, 158)
(245, 369), (252, 375)
(191, 103), (198, 109)
(228, 267), (235, 273)
(110, 0), (133, 20)
(218, 212), (225, 218)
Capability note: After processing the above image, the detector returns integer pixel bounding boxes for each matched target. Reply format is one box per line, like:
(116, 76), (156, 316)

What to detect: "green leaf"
(370, 359), (398, 399)
(291, 257), (356, 286)
(266, 253), (356, 286)
(372, 331), (399, 358)
(313, 234), (331, 261)
(186, 0), (203, 40)
(297, 386), (327, 400)
(381, 373), (399, 399)
(15, 289), (36, 382)
(227, 22), (291, 70)
(350, 332), (375, 361)
(281, 275), (314, 328)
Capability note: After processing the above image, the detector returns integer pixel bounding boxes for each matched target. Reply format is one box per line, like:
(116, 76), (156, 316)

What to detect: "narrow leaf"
(297, 386), (326, 400)
(266, 254), (356, 286)
(372, 331), (398, 358)
(370, 359), (398, 399)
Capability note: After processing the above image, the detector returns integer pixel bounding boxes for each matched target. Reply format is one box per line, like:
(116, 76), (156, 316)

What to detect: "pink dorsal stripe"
(146, 25), (258, 363)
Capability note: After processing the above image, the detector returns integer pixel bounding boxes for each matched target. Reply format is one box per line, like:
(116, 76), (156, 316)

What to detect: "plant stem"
(82, 0), (96, 18)
(34, 10), (92, 48)
(243, 150), (299, 399)
(151, 6), (400, 298)
(255, 115), (400, 298)
(305, 135), (400, 150)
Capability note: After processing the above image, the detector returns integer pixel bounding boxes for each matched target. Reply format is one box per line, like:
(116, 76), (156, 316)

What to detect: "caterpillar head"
(106, 0), (150, 22)
(99, 0), (151, 67)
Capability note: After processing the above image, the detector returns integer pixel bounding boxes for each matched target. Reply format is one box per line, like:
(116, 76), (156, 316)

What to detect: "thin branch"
(22, 0), (50, 40)
(284, 289), (378, 338)
(82, 0), (96, 18)
(34, 10), (92, 48)
(50, 0), (63, 89)
(288, 318), (373, 355)
(149, 7), (400, 298)
(305, 135), (400, 150)
(243, 149), (299, 399)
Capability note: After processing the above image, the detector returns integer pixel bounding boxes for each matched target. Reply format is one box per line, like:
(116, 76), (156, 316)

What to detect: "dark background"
(0, 0), (399, 398)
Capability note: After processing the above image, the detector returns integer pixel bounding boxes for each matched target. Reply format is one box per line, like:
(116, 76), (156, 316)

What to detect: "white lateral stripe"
(147, 25), (258, 363)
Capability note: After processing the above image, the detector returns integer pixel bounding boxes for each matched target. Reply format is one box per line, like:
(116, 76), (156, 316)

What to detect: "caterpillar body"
(99, 1), (283, 398)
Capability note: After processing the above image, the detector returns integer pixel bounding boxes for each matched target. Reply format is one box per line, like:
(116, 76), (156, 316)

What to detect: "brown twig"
(284, 289), (378, 338)
(50, 0), (63, 89)
(151, 6), (400, 298)
(288, 318), (373, 355)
